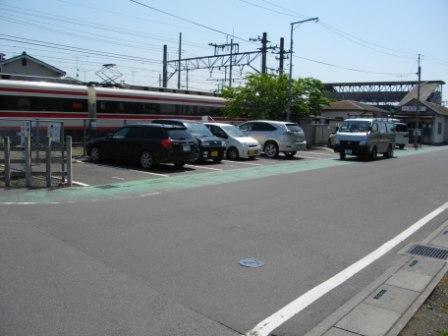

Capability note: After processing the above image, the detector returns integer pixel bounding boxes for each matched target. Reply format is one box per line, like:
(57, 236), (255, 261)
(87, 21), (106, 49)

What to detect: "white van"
(394, 123), (409, 149)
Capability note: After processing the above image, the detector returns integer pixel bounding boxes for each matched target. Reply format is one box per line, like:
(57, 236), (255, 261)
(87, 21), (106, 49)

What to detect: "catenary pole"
(177, 33), (182, 89)
(414, 53), (421, 149)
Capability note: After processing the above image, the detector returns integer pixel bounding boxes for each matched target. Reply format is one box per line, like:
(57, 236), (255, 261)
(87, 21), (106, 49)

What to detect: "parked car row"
(86, 119), (307, 169)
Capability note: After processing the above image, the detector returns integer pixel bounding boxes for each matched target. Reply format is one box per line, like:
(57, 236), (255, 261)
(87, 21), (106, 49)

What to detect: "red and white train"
(0, 79), (233, 129)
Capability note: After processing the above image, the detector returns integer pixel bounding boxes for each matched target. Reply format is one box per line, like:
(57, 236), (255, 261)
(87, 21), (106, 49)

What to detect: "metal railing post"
(4, 136), (11, 187)
(61, 143), (65, 184)
(67, 136), (72, 187)
(36, 119), (40, 161)
(25, 135), (32, 188)
(46, 136), (52, 188)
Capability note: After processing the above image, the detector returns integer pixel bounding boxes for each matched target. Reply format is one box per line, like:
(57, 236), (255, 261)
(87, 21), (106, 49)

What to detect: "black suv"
(87, 124), (199, 169)
(152, 119), (226, 162)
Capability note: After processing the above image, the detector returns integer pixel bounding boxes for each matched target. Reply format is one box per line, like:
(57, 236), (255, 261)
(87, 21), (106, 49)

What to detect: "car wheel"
(399, 144), (405, 150)
(284, 151), (297, 158)
(174, 161), (185, 168)
(226, 147), (239, 160)
(370, 146), (378, 160)
(89, 147), (101, 162)
(339, 151), (346, 160)
(264, 141), (279, 158)
(384, 145), (393, 158)
(140, 151), (154, 169)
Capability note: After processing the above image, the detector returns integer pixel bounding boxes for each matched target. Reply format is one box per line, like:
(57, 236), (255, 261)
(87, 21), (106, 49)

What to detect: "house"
(397, 99), (448, 144)
(0, 52), (66, 79)
(320, 100), (390, 121)
(319, 100), (390, 140)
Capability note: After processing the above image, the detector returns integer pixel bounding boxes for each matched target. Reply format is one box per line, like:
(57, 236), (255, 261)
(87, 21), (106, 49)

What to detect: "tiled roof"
(322, 100), (389, 113)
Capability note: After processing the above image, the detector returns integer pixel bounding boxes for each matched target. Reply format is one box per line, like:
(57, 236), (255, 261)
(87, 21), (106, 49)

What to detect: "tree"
(221, 73), (331, 121)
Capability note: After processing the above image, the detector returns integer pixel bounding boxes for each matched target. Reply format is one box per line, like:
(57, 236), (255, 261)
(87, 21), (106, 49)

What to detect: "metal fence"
(0, 119), (73, 188)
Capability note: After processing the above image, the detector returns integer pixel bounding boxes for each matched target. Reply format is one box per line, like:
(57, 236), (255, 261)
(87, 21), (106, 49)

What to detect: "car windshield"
(339, 120), (371, 133)
(221, 125), (245, 137)
(395, 124), (408, 132)
(167, 129), (193, 140)
(285, 123), (303, 133)
(185, 123), (213, 137)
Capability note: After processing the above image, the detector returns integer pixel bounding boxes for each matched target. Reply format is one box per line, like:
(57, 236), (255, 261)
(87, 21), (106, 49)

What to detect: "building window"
(438, 122), (442, 135)
(21, 58), (27, 66)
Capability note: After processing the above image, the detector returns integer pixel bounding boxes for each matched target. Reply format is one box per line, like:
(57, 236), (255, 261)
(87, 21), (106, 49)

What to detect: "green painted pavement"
(1, 145), (447, 204)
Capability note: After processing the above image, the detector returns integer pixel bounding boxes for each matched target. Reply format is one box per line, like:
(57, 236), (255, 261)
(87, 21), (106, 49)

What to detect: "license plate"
(248, 150), (257, 156)
(182, 145), (191, 152)
(345, 149), (352, 155)
(210, 150), (218, 157)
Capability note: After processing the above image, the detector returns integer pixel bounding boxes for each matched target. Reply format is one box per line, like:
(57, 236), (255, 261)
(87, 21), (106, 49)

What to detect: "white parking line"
(185, 164), (223, 171)
(126, 168), (169, 177)
(72, 181), (91, 187)
(246, 201), (448, 336)
(77, 161), (169, 177)
(222, 160), (261, 166)
(111, 176), (125, 181)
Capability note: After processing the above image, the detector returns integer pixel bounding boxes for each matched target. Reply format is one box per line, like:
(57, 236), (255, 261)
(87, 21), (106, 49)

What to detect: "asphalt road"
(1, 147), (448, 336)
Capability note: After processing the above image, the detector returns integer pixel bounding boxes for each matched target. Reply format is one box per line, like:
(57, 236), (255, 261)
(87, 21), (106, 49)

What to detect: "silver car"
(238, 120), (307, 158)
(204, 122), (261, 159)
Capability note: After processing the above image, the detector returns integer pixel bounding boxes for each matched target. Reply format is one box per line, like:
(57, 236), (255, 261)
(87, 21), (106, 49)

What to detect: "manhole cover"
(239, 257), (265, 268)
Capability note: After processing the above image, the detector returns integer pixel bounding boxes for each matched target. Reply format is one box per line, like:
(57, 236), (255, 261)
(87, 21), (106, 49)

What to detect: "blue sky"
(1, 0), (447, 98)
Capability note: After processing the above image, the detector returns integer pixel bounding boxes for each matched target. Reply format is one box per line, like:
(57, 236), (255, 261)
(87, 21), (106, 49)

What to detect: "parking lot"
(72, 147), (339, 187)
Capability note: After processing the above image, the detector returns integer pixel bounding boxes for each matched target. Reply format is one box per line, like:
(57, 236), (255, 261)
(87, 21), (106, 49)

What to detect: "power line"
(0, 48), (162, 73)
(293, 55), (414, 76)
(0, 34), (160, 63)
(128, 0), (252, 44)
(241, 0), (417, 60)
(0, 16), (163, 52)
(0, 3), (210, 50)
(238, 0), (295, 18)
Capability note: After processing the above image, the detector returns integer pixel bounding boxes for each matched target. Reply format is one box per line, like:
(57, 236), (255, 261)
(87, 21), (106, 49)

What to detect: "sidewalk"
(306, 217), (448, 336)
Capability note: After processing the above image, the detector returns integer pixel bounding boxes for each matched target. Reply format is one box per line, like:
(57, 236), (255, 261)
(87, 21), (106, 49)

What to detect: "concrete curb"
(305, 213), (448, 336)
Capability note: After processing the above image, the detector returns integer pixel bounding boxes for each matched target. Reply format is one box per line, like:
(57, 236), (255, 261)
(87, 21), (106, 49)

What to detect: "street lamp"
(286, 17), (319, 121)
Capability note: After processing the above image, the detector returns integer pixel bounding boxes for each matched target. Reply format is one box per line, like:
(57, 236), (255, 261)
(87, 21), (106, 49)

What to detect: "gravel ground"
(399, 272), (448, 336)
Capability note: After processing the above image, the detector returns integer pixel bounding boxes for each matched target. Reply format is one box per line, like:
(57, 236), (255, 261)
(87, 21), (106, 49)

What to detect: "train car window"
(17, 97), (31, 110)
(0, 95), (87, 112)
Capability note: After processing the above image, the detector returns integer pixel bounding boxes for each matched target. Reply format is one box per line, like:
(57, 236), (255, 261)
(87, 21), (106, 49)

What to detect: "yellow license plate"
(211, 150), (218, 157)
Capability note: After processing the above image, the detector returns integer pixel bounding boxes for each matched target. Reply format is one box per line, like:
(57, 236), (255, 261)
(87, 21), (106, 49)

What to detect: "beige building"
(321, 100), (389, 121)
(0, 52), (66, 79)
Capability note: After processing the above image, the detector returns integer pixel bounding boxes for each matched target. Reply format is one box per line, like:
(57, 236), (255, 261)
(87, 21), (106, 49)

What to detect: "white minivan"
(394, 122), (409, 149)
(205, 122), (261, 159)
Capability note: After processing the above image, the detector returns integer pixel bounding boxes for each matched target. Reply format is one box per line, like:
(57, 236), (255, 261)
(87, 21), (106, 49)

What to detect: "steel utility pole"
(261, 32), (268, 74)
(285, 17), (319, 121)
(278, 37), (285, 75)
(162, 44), (168, 88)
(229, 39), (234, 87)
(414, 53), (421, 149)
(177, 33), (182, 89)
